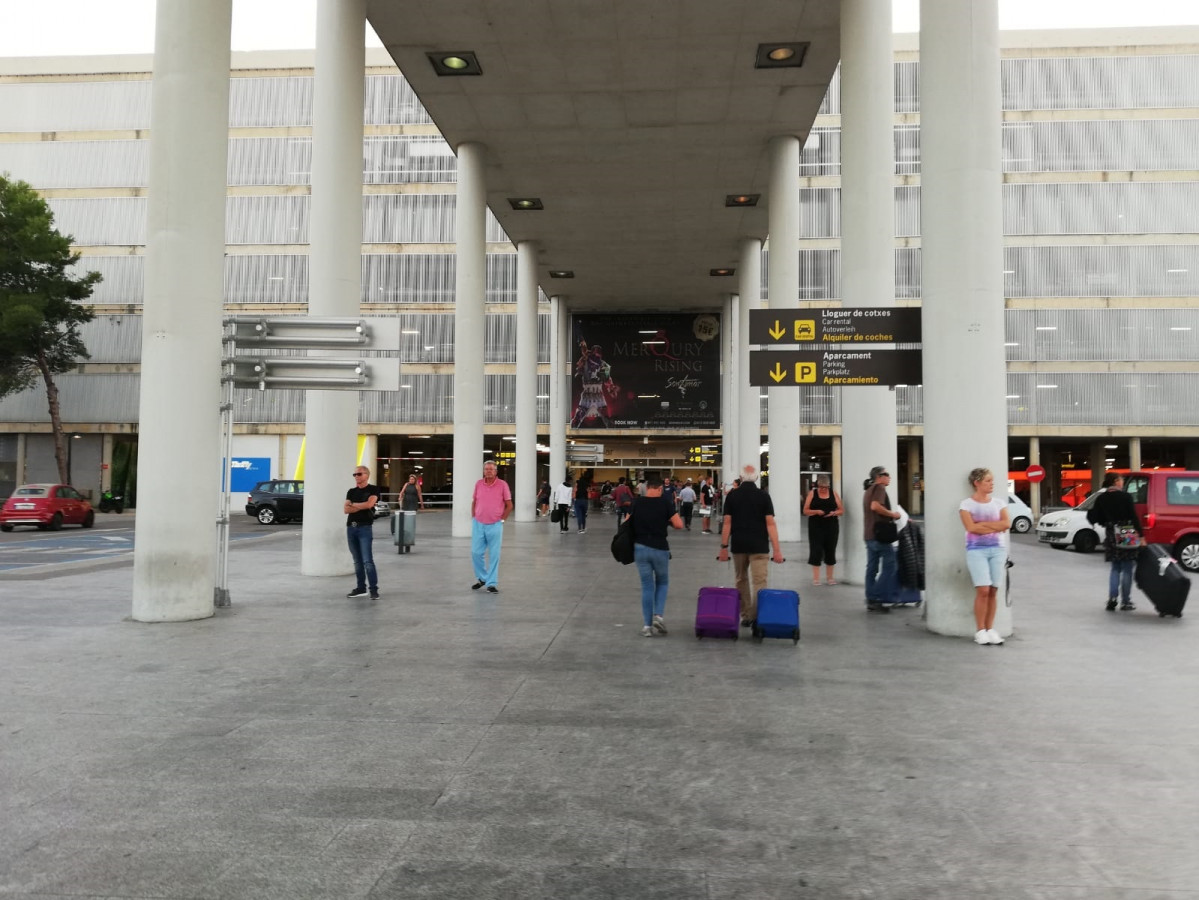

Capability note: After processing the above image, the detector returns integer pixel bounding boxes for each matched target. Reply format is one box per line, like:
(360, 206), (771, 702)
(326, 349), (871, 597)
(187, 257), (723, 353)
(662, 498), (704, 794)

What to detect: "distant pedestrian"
(1086, 471), (1143, 612)
(537, 481), (551, 519)
(678, 479), (697, 530)
(555, 477), (573, 533)
(863, 466), (901, 612)
(573, 471), (592, 534)
(699, 477), (716, 534)
(629, 477), (685, 637)
(717, 464), (785, 628)
(470, 461), (513, 593)
(803, 474), (843, 586)
(611, 476), (635, 529)
(959, 467), (1011, 645)
(344, 466), (380, 600)
(400, 474), (423, 511)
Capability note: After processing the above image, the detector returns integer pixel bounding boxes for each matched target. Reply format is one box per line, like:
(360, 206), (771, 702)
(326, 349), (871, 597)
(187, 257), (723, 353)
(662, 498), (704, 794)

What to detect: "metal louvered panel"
(1003, 120), (1199, 173)
(0, 80), (151, 131)
(818, 64), (841, 115)
(0, 374), (139, 423)
(70, 256), (144, 305)
(0, 141), (149, 189)
(1002, 182), (1199, 235)
(1004, 245), (1199, 298)
(78, 315), (142, 364)
(229, 77), (314, 127)
(1001, 55), (1199, 110)
(485, 375), (516, 424)
(364, 75), (434, 125)
(1007, 373), (1199, 426)
(47, 197), (147, 246)
(226, 195), (309, 245)
(1005, 309), (1199, 361)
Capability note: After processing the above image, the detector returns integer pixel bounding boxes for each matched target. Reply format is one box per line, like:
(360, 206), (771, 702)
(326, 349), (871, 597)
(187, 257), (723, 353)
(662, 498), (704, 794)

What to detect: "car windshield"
(1076, 490), (1104, 511)
(15, 486), (49, 497)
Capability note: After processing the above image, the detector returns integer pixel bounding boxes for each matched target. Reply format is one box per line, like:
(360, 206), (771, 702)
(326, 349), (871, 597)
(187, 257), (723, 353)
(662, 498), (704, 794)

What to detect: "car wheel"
(256, 506), (277, 525)
(0, 524), (12, 532)
(1011, 516), (1032, 534)
(1175, 536), (1199, 573)
(49, 513), (64, 531)
(1073, 529), (1098, 553)
(82, 511), (95, 529)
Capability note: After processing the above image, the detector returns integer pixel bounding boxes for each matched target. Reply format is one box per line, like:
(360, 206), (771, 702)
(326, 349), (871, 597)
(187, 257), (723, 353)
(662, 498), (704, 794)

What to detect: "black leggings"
(807, 519), (839, 566)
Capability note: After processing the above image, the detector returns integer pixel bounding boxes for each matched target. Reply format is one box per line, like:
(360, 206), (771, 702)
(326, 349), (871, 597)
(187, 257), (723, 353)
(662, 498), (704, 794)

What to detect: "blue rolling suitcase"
(752, 588), (800, 644)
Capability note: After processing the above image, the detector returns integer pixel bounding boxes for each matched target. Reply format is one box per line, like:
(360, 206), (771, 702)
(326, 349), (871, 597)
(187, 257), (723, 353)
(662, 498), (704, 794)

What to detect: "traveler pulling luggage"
(1135, 544), (1189, 618)
(695, 586), (740, 640)
(752, 588), (800, 644)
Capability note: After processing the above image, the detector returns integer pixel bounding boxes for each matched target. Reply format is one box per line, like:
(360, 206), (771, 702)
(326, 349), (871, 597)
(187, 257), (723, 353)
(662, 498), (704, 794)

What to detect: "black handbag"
(611, 518), (635, 565)
(873, 518), (898, 544)
(550, 507), (562, 523)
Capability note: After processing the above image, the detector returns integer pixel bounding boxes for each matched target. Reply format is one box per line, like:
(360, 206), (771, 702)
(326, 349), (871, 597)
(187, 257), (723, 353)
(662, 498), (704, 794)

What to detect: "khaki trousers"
(733, 552), (769, 620)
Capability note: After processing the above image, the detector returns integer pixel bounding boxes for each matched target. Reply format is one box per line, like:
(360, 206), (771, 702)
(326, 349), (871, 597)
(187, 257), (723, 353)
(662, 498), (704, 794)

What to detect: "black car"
(245, 479), (390, 525)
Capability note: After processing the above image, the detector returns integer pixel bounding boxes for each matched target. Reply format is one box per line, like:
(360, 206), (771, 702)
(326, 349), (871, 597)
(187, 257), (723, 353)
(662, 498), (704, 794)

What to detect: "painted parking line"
(0, 530), (275, 573)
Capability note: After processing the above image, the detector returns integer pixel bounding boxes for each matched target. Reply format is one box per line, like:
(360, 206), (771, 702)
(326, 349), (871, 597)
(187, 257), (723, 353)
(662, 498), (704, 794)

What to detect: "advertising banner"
(226, 457), (271, 492)
(570, 313), (721, 430)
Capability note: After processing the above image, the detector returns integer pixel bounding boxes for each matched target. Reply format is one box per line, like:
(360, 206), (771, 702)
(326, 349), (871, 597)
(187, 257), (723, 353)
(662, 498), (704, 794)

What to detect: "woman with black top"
(1087, 472), (1144, 611)
(629, 477), (684, 637)
(400, 474), (423, 511)
(803, 474), (843, 586)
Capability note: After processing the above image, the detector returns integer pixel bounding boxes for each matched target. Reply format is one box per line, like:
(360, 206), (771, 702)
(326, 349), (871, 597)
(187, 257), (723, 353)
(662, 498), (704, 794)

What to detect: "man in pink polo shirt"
(470, 460), (513, 593)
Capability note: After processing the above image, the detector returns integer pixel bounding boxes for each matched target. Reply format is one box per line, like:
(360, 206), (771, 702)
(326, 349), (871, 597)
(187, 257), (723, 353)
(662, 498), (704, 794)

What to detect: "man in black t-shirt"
(344, 466), (380, 600)
(717, 464), (785, 626)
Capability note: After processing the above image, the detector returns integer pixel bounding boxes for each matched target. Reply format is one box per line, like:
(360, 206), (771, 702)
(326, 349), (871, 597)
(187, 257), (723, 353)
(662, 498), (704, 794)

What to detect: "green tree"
(0, 174), (101, 484)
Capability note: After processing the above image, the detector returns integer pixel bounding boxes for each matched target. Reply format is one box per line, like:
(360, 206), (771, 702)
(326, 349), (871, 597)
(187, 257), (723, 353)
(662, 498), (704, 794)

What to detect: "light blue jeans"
(864, 539), (898, 606)
(634, 544), (670, 626)
(471, 519), (504, 587)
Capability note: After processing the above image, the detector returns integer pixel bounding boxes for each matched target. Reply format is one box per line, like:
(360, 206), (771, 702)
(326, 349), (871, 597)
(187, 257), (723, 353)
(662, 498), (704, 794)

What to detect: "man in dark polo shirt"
(717, 463), (785, 627)
(344, 466), (380, 600)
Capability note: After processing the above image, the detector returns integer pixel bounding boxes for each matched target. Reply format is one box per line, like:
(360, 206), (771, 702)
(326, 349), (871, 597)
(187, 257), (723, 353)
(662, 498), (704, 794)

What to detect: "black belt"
(348, 521), (372, 527)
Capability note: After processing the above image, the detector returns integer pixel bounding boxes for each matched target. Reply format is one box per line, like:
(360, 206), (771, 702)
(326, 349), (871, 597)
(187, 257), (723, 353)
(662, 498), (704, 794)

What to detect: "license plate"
(1037, 533), (1051, 542)
(15, 503), (34, 510)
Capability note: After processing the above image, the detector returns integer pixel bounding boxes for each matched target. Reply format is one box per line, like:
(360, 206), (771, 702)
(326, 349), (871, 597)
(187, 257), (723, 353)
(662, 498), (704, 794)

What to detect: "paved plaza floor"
(2, 510), (1197, 899)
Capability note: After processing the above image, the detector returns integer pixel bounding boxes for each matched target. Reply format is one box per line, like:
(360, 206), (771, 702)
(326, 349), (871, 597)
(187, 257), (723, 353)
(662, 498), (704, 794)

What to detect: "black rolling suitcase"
(1135, 544), (1189, 618)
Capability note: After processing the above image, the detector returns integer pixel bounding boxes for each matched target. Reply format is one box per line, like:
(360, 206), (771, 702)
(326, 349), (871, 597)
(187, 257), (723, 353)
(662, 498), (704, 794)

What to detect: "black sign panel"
(749, 349), (922, 387)
(571, 313), (721, 430)
(749, 308), (922, 345)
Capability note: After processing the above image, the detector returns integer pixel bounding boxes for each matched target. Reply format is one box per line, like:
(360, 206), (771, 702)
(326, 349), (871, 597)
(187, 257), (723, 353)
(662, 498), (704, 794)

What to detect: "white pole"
(920, 0), (1009, 637)
(515, 241), (539, 521)
(722, 293), (739, 486)
(451, 142), (488, 537)
(549, 296), (568, 486)
(132, 0), (232, 622)
(767, 137), (802, 541)
(301, 0), (366, 577)
(737, 239), (764, 486)
(839, 0), (898, 587)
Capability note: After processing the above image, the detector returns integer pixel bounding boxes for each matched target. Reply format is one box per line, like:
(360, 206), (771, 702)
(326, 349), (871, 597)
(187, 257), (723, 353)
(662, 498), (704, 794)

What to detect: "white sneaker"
(652, 615), (668, 635)
(974, 629), (990, 645)
(640, 626), (654, 637)
(987, 629), (1004, 645)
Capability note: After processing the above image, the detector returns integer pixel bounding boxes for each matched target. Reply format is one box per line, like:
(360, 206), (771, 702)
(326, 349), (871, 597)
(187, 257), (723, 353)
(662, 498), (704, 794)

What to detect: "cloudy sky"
(0, 0), (1196, 56)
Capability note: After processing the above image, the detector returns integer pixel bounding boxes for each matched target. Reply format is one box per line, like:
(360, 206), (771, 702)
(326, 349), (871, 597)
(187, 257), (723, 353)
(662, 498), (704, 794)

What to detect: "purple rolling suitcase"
(695, 586), (740, 640)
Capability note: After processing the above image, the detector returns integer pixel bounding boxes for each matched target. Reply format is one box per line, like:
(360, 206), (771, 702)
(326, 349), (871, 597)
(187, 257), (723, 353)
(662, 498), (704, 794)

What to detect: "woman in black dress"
(803, 474), (843, 586)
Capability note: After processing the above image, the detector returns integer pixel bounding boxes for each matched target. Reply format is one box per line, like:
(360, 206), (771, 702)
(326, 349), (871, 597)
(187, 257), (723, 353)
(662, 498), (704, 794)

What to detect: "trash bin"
(392, 509), (416, 554)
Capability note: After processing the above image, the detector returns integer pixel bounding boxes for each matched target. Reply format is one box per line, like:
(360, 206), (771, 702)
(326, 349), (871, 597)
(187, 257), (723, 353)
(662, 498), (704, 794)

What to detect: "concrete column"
(907, 439), (923, 515)
(451, 141), (487, 537)
(101, 435), (114, 493)
(921, 0), (1009, 638)
(831, 435), (843, 495)
(839, 0), (898, 586)
(300, 0), (366, 577)
(514, 241), (538, 521)
(1090, 440), (1109, 493)
(1129, 436), (1142, 473)
(738, 239), (764, 491)
(722, 293), (739, 483)
(767, 137), (801, 540)
(549, 296), (568, 488)
(132, 0), (232, 622)
(16, 433), (26, 486)
(1028, 436), (1041, 517)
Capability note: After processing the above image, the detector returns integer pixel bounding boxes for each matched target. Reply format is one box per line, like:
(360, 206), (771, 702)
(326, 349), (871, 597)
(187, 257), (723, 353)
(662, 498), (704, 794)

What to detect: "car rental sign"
(749, 308), (922, 345)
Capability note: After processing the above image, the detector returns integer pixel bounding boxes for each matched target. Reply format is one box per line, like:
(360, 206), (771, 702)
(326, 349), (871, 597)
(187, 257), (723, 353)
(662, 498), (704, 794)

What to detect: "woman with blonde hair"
(959, 467), (1011, 645)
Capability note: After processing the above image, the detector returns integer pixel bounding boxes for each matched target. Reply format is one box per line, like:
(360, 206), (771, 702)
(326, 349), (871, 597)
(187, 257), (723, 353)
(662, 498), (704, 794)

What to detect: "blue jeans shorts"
(966, 545), (1007, 587)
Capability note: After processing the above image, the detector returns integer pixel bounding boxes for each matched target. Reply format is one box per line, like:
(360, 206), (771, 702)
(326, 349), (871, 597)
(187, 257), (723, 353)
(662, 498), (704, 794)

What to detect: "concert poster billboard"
(570, 313), (721, 430)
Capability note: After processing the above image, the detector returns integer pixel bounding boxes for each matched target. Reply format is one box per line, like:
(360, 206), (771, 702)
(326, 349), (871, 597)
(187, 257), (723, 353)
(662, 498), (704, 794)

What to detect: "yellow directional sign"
(750, 308), (921, 345)
(750, 349), (922, 387)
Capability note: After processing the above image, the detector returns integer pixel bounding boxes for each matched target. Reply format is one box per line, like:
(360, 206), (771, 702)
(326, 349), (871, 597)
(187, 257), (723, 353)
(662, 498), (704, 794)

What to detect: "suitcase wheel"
(695, 630), (703, 639)
(751, 626), (763, 644)
(793, 629), (800, 644)
(731, 631), (738, 641)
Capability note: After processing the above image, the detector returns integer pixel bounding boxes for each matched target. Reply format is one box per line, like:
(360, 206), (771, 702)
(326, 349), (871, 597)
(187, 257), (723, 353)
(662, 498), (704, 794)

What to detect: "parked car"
(245, 479), (389, 525)
(1123, 470), (1199, 573)
(1, 483), (95, 532)
(1036, 489), (1105, 553)
(1007, 494), (1034, 534)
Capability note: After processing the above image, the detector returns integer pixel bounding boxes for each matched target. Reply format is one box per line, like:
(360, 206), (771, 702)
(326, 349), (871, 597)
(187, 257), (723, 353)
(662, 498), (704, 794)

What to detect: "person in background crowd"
(573, 470), (592, 534)
(959, 467), (1011, 645)
(470, 461), (513, 594)
(699, 477), (716, 534)
(629, 477), (685, 637)
(537, 480), (551, 519)
(678, 479), (697, 530)
(803, 474), (843, 586)
(718, 464), (785, 628)
(1087, 471), (1143, 612)
(344, 466), (380, 600)
(555, 477), (574, 534)
(400, 473), (423, 512)
(611, 476), (635, 529)
(863, 466), (902, 613)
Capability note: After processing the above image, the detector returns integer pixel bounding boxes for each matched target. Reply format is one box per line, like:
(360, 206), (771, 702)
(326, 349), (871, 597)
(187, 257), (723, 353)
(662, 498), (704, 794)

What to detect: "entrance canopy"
(367, 0), (842, 309)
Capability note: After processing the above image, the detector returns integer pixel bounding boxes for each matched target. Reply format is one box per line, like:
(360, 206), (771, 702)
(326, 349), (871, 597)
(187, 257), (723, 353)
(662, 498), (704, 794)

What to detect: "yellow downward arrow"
(768, 320), (786, 340)
(769, 362), (787, 383)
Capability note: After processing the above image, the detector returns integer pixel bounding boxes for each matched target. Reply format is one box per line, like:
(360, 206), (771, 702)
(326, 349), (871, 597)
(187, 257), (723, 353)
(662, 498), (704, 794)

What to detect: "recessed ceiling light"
(549, 270), (574, 279)
(507, 197), (543, 210)
(755, 42), (809, 69)
(427, 51), (482, 76)
(710, 268), (735, 277)
(725, 194), (760, 207)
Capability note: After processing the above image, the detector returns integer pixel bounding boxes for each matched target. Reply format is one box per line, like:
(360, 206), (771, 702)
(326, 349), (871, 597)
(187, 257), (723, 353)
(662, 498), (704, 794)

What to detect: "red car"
(0, 483), (96, 532)
(1123, 470), (1199, 573)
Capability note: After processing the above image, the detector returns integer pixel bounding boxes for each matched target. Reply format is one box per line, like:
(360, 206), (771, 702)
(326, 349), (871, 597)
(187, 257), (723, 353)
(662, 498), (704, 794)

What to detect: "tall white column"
(1128, 436), (1141, 473)
(300, 0), (366, 577)
(451, 142), (487, 537)
(767, 137), (801, 541)
(132, 0), (232, 622)
(921, 0), (1009, 637)
(1028, 435), (1042, 517)
(549, 296), (568, 487)
(839, 0), (898, 586)
(722, 294), (739, 485)
(514, 241), (539, 521)
(737, 239), (763, 488)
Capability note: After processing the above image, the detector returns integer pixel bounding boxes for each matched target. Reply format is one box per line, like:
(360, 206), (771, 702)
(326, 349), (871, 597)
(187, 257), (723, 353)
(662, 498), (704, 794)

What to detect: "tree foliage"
(0, 174), (102, 482)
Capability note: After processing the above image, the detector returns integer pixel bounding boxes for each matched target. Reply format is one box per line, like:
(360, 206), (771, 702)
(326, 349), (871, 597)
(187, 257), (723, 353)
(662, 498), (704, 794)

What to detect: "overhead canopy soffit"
(366, 0), (841, 310)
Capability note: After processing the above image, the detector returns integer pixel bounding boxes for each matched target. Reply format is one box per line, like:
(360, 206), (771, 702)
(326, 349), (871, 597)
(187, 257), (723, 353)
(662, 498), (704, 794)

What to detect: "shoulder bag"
(611, 517), (635, 565)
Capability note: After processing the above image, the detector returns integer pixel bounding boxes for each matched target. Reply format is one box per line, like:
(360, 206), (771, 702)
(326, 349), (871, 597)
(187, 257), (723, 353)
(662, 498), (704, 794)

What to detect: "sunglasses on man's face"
(353, 472), (367, 477)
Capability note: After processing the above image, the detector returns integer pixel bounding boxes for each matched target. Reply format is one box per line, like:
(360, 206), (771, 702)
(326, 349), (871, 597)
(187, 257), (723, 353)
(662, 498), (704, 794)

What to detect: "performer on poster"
(571, 343), (618, 427)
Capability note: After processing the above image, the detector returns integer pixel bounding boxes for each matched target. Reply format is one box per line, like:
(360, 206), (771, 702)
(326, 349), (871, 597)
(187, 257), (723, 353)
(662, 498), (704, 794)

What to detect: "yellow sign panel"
(796, 362), (817, 383)
(794, 320), (816, 341)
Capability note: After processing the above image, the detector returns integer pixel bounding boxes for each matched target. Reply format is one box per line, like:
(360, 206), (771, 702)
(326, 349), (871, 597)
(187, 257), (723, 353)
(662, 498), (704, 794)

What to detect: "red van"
(1122, 471), (1199, 573)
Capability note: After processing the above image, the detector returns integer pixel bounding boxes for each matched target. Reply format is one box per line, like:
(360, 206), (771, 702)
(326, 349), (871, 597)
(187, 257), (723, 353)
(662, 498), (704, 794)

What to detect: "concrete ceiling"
(366, 0), (842, 310)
